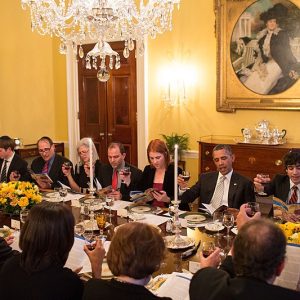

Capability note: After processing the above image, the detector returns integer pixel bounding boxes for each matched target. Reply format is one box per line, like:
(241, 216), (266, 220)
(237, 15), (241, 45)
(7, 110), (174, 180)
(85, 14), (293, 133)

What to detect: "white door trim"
(65, 42), (148, 169)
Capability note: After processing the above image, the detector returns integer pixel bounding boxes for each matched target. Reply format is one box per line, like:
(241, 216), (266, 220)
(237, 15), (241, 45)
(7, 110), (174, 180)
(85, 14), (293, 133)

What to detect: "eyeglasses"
(38, 148), (51, 153)
(78, 150), (89, 155)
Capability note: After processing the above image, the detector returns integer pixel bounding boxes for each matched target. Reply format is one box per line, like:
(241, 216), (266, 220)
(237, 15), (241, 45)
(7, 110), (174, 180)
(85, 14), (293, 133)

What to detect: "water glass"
(223, 211), (234, 239)
(212, 211), (223, 237)
(20, 209), (29, 224)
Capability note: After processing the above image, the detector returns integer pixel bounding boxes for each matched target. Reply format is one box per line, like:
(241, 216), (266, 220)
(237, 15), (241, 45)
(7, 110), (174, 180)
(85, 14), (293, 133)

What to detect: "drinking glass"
(63, 161), (71, 170)
(12, 170), (20, 181)
(20, 209), (29, 224)
(82, 223), (95, 250)
(96, 211), (107, 235)
(74, 224), (85, 236)
(222, 211), (234, 239)
(212, 211), (223, 237)
(121, 166), (130, 176)
(105, 196), (114, 221)
(181, 170), (190, 182)
(246, 202), (260, 217)
(59, 187), (68, 202)
(180, 170), (190, 191)
(201, 241), (215, 258)
(257, 173), (270, 196)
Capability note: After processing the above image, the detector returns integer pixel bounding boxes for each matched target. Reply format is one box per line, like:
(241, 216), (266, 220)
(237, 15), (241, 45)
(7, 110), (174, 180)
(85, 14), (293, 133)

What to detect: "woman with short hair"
(0, 202), (84, 299)
(62, 137), (102, 192)
(83, 222), (171, 300)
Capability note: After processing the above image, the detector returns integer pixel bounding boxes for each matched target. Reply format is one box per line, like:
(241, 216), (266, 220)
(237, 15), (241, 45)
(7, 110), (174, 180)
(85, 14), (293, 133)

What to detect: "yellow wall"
(0, 2), (67, 144)
(2, 1), (300, 179)
(147, 0), (300, 181)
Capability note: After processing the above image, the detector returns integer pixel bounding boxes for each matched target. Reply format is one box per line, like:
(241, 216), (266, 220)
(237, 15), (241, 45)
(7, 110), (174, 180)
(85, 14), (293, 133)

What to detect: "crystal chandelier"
(21, 0), (180, 82)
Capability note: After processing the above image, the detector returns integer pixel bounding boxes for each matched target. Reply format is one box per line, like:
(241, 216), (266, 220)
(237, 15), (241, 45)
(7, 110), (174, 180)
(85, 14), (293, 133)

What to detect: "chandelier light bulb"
(21, 0), (181, 81)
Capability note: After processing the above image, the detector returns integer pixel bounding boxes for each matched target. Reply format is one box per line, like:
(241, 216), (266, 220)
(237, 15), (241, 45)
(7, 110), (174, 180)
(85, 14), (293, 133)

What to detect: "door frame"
(65, 40), (148, 169)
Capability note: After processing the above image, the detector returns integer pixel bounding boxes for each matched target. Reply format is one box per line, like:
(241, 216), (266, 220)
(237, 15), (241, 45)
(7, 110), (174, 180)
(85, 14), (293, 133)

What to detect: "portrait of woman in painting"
(230, 0), (300, 95)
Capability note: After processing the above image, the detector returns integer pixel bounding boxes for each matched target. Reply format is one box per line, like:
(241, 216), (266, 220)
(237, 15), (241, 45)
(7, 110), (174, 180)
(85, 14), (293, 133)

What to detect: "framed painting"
(215, 0), (300, 111)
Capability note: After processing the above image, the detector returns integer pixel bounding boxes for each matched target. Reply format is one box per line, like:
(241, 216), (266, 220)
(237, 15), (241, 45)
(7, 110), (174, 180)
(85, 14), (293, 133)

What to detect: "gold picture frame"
(215, 0), (300, 112)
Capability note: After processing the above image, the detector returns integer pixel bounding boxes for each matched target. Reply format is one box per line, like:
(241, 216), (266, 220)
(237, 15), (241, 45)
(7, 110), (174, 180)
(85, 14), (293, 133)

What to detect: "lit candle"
(89, 138), (94, 191)
(174, 144), (178, 202)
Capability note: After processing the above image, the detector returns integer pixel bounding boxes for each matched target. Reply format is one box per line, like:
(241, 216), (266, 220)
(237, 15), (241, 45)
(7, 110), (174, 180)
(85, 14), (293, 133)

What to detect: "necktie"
(289, 186), (298, 204)
(211, 176), (226, 209)
(0, 160), (8, 182)
(42, 161), (49, 174)
(112, 169), (118, 190)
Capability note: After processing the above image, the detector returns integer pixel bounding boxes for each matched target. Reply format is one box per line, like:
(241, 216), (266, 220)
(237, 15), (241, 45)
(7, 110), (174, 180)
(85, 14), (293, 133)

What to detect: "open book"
(30, 173), (53, 185)
(273, 197), (300, 222)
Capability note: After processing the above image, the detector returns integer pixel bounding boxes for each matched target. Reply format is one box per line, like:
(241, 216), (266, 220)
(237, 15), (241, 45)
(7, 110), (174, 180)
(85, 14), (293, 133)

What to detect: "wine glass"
(222, 211), (234, 240)
(212, 211), (223, 237)
(74, 224), (85, 237)
(105, 196), (114, 222)
(246, 202), (260, 217)
(96, 211), (107, 236)
(180, 170), (190, 191)
(12, 170), (20, 181)
(201, 241), (215, 258)
(256, 173), (270, 196)
(20, 209), (29, 224)
(82, 222), (95, 250)
(59, 188), (68, 202)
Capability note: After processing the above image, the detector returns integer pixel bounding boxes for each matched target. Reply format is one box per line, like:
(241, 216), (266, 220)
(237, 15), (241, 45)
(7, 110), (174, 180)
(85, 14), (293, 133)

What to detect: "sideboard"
(198, 136), (300, 180)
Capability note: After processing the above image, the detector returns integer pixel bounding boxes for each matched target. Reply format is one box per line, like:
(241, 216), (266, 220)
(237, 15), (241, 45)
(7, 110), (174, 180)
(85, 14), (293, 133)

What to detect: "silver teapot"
(255, 120), (270, 142)
(271, 128), (287, 144)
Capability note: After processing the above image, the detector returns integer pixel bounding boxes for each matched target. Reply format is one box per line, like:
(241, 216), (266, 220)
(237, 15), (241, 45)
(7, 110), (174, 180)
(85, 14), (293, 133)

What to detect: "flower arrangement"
(0, 181), (42, 215)
(278, 222), (300, 245)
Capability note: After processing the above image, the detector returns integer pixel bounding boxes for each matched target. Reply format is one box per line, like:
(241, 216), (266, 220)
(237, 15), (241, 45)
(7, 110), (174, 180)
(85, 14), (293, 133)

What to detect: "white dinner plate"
(205, 223), (224, 232)
(231, 227), (238, 235)
(130, 205), (152, 213)
(184, 214), (206, 223)
(164, 235), (194, 249)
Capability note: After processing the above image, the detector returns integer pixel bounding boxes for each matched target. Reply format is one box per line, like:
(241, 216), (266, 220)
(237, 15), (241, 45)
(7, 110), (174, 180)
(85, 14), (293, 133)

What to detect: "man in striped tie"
(254, 150), (300, 204)
(0, 136), (30, 182)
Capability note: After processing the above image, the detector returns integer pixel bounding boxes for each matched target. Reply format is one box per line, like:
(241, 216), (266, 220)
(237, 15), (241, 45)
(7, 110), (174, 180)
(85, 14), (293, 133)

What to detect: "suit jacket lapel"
(228, 172), (239, 207)
(280, 176), (290, 202)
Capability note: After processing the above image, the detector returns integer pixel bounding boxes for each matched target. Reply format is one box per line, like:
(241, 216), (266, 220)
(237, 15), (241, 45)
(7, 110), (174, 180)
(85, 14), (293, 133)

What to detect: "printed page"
(274, 244), (300, 291)
(156, 272), (192, 300)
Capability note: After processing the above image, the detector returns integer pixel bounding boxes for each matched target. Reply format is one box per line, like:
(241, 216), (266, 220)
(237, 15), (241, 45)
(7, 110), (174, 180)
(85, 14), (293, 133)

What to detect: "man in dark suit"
(31, 136), (72, 189)
(189, 210), (300, 300)
(97, 142), (142, 201)
(179, 144), (255, 211)
(254, 150), (300, 204)
(0, 136), (30, 182)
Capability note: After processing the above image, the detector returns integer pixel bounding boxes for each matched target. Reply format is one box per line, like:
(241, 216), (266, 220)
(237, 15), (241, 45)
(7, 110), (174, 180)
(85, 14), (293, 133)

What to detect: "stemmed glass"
(246, 202), (260, 217)
(96, 211), (107, 240)
(222, 211), (234, 240)
(82, 223), (95, 250)
(59, 187), (68, 202)
(105, 196), (114, 223)
(212, 211), (223, 237)
(74, 223), (85, 237)
(256, 173), (270, 196)
(180, 170), (190, 191)
(201, 241), (215, 258)
(20, 209), (29, 225)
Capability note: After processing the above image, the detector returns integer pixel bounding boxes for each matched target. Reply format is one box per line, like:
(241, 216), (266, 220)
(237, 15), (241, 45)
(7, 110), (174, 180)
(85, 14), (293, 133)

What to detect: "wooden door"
(78, 41), (137, 165)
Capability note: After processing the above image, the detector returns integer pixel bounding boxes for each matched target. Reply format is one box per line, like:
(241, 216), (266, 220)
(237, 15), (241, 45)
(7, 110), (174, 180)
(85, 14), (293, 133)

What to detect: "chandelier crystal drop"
(21, 0), (180, 82)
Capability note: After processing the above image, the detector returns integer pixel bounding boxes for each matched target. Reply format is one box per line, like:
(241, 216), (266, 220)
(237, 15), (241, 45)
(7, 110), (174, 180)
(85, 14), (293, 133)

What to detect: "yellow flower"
(18, 197), (29, 208)
(10, 198), (18, 207)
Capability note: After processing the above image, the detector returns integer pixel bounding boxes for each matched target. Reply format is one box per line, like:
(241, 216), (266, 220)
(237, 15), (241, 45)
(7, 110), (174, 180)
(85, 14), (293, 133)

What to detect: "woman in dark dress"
(83, 222), (171, 300)
(137, 139), (182, 208)
(62, 137), (102, 192)
(0, 202), (84, 299)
